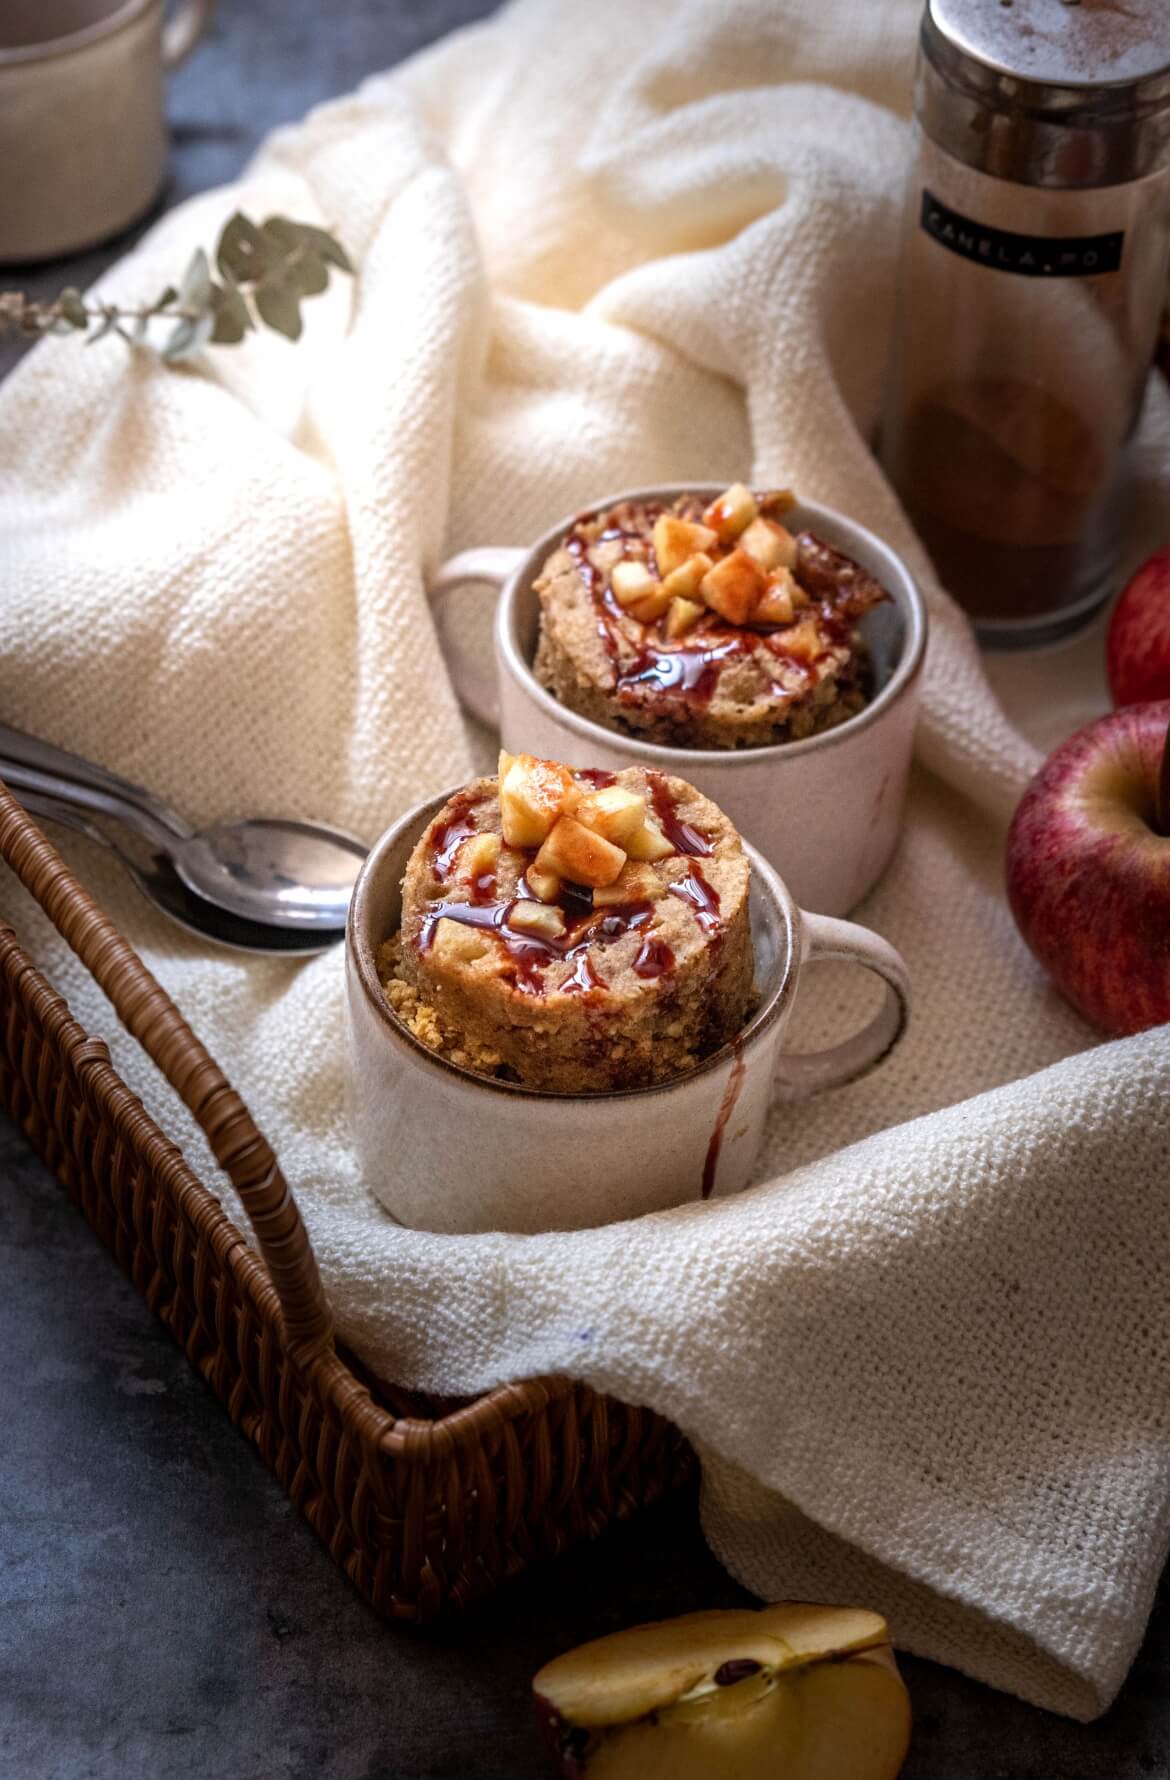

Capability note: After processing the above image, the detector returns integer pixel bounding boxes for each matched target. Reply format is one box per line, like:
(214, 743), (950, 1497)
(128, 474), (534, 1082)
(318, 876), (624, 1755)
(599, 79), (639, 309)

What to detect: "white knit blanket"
(3, 0), (1169, 1722)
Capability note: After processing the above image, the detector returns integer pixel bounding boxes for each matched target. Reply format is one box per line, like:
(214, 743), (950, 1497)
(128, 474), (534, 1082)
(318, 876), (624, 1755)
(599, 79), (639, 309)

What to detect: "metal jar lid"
(919, 0), (1170, 188)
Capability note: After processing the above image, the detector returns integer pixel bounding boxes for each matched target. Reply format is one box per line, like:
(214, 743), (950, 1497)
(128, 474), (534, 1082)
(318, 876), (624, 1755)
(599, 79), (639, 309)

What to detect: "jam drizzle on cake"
(561, 487), (886, 720)
(416, 760), (729, 998)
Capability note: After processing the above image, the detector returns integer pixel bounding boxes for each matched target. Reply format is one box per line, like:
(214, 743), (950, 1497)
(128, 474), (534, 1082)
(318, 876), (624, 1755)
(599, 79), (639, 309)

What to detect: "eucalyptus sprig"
(0, 211), (352, 362)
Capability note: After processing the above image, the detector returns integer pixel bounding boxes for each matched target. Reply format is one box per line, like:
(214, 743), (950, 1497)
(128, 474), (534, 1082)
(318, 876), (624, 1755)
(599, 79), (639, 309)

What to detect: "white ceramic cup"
(430, 486), (927, 918)
(0, 0), (216, 264)
(346, 790), (911, 1235)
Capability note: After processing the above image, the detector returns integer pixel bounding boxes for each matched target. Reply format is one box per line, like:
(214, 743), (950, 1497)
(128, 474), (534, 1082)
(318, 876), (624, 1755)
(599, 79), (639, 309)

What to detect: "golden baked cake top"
(403, 752), (748, 1002)
(534, 483), (889, 745)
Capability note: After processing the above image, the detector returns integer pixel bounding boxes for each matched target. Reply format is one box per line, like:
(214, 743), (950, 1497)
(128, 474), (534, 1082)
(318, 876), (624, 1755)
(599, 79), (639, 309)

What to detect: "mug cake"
(532, 483), (889, 749)
(379, 752), (753, 1093)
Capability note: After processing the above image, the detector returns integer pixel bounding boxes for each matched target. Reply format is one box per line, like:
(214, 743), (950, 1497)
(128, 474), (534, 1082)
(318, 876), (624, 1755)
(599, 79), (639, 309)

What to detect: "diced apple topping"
(749, 570), (797, 628)
(509, 900), (567, 939)
(628, 583), (675, 624)
(652, 514), (719, 578)
(458, 832), (501, 880)
(661, 552), (714, 602)
(432, 918), (493, 964)
(625, 818), (674, 863)
(499, 752), (578, 849)
(611, 560), (659, 608)
(758, 487), (797, 517)
(666, 596), (705, 639)
(778, 614), (824, 660)
(592, 862), (663, 906)
(739, 516), (798, 572)
(536, 816), (627, 888)
(575, 786), (648, 848)
(525, 866), (562, 904)
(702, 481), (758, 542)
(700, 549), (768, 627)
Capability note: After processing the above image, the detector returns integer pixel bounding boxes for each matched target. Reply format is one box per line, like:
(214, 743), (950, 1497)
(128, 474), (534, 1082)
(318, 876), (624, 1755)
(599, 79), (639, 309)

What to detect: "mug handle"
(429, 547), (525, 729)
(776, 912), (910, 1094)
(163, 0), (217, 70)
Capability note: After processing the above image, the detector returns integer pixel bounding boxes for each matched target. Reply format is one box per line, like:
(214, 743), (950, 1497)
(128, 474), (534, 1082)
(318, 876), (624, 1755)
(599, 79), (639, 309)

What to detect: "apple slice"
(611, 561), (659, 608)
(629, 584), (676, 625)
(702, 482), (759, 542)
(625, 818), (674, 862)
(536, 816), (626, 888)
(509, 900), (566, 940)
(592, 862), (663, 906)
(431, 918), (494, 965)
(499, 753), (577, 849)
(740, 516), (798, 572)
(662, 553), (715, 603)
(653, 514), (719, 577)
(749, 571), (797, 628)
(666, 596), (706, 639)
(525, 866), (562, 904)
(700, 549), (768, 627)
(458, 832), (501, 880)
(575, 786), (648, 848)
(534, 1603), (910, 1780)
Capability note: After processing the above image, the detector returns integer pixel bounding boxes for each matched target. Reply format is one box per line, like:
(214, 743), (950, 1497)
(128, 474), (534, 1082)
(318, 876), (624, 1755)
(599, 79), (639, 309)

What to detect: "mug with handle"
(0, 0), (217, 264)
(428, 487), (927, 918)
(346, 792), (912, 1234)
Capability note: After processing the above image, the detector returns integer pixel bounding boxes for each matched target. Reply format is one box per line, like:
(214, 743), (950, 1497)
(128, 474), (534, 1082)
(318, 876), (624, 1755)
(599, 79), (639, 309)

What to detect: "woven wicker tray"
(0, 780), (692, 1619)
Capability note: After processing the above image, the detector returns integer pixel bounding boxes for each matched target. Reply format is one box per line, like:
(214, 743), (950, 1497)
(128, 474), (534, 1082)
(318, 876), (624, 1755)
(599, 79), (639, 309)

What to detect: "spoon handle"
(0, 721), (192, 844)
(0, 757), (184, 852)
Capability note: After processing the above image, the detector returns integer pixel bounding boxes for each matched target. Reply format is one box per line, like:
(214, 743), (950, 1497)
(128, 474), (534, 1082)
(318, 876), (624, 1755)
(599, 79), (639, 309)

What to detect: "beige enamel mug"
(431, 487), (927, 918)
(346, 791), (911, 1236)
(0, 0), (216, 263)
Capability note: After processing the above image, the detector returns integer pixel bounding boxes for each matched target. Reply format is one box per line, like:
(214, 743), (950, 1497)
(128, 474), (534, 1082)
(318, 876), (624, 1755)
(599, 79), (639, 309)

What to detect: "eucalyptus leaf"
(209, 277), (250, 345)
(179, 247), (212, 315)
(85, 313), (119, 345)
(254, 277), (303, 341)
(217, 211), (273, 284)
(152, 285), (178, 313)
(131, 313), (150, 344)
(162, 309), (215, 361)
(262, 216), (352, 273)
(59, 288), (87, 329)
(285, 249), (328, 298)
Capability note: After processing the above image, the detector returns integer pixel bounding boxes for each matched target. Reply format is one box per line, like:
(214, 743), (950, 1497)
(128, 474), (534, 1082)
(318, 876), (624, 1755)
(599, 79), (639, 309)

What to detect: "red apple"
(1108, 549), (1170, 706)
(1006, 702), (1170, 1035)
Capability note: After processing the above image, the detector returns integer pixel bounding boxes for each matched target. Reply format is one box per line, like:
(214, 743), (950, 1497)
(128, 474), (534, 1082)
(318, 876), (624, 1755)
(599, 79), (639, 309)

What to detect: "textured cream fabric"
(2, 0), (1169, 1721)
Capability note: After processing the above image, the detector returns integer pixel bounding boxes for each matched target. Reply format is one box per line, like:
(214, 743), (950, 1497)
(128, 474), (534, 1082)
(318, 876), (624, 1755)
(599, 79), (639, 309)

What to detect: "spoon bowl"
(15, 789), (345, 956)
(0, 720), (367, 933)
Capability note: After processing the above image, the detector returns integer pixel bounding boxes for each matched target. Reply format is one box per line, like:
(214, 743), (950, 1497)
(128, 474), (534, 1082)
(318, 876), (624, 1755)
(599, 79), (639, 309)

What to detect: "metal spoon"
(13, 788), (343, 956)
(0, 720), (366, 932)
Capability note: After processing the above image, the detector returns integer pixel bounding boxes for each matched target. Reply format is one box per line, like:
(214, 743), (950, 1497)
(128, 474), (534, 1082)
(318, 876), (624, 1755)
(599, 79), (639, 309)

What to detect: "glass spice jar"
(880, 0), (1170, 646)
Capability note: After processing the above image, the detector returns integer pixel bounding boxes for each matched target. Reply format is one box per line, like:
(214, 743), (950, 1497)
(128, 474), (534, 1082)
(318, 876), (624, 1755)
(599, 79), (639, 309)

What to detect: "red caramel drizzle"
(701, 1038), (747, 1200)
(420, 771), (722, 996)
(419, 893), (658, 998)
(648, 770), (713, 858)
(633, 935), (675, 979)
(430, 796), (480, 881)
(564, 504), (878, 712)
(669, 865), (721, 934)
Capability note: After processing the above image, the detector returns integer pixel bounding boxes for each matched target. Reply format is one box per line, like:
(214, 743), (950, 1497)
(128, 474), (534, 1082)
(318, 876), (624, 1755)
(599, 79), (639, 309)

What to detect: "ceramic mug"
(346, 790), (911, 1235)
(430, 486), (927, 918)
(0, 0), (216, 264)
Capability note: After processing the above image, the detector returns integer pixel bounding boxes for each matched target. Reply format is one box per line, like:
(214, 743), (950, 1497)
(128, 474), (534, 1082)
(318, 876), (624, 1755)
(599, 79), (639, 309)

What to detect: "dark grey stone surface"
(2, 2), (1168, 1775)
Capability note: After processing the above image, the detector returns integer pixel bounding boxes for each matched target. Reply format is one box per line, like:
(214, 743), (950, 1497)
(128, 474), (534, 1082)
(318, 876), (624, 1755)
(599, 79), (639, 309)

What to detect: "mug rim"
(0, 0), (155, 66)
(347, 786), (801, 1105)
(495, 482), (927, 770)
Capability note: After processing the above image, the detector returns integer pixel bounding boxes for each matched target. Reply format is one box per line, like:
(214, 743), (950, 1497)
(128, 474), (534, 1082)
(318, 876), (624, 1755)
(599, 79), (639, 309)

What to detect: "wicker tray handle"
(0, 779), (334, 1363)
